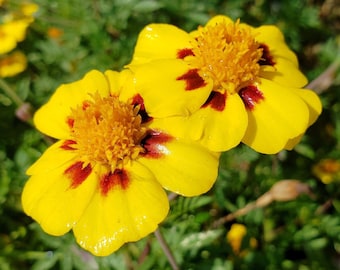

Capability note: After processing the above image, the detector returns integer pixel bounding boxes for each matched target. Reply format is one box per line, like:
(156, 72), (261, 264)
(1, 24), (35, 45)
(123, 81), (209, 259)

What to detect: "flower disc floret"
(68, 93), (146, 171)
(188, 20), (262, 93)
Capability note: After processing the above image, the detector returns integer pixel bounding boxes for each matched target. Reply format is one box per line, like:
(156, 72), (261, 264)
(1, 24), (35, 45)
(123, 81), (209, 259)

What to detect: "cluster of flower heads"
(22, 15), (322, 256)
(0, 1), (37, 77)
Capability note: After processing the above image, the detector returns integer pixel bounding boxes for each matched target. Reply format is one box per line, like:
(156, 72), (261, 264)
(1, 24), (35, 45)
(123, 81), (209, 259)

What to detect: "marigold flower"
(19, 2), (39, 17)
(128, 15), (322, 154)
(0, 1), (37, 54)
(313, 159), (340, 184)
(0, 50), (27, 77)
(0, 19), (32, 54)
(226, 223), (257, 256)
(22, 70), (219, 256)
(227, 223), (247, 254)
(47, 27), (63, 39)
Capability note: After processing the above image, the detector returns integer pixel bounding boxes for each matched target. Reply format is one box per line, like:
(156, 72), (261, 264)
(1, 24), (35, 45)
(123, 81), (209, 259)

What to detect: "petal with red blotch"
(27, 140), (78, 176)
(73, 162), (168, 256)
(129, 23), (192, 66)
(255, 25), (308, 88)
(242, 79), (310, 154)
(22, 159), (96, 236)
(129, 59), (212, 118)
(138, 135), (219, 196)
(150, 92), (247, 152)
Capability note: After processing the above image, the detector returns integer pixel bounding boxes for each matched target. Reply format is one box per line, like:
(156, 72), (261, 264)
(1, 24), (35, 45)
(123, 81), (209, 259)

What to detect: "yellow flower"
(0, 18), (32, 54)
(128, 15), (322, 154)
(0, 1), (38, 54)
(0, 50), (27, 77)
(226, 223), (257, 256)
(313, 159), (340, 184)
(22, 70), (219, 256)
(47, 27), (63, 39)
(227, 223), (247, 254)
(19, 2), (39, 17)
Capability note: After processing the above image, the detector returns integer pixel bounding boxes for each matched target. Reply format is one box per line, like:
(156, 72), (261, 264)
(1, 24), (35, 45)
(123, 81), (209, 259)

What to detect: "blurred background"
(0, 0), (339, 269)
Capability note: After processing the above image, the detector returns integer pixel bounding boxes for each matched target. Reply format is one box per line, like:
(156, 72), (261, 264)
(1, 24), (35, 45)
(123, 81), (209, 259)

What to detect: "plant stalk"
(154, 228), (179, 270)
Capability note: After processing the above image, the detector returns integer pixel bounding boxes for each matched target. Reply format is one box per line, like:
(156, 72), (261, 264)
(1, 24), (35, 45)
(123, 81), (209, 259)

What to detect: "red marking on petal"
(60, 140), (77, 150)
(100, 169), (129, 196)
(82, 101), (91, 110)
(258, 44), (275, 66)
(64, 161), (92, 189)
(176, 69), (207, 90)
(239, 85), (264, 110)
(67, 117), (74, 128)
(201, 91), (226, 111)
(132, 94), (153, 123)
(177, 48), (194, 59)
(141, 130), (173, 159)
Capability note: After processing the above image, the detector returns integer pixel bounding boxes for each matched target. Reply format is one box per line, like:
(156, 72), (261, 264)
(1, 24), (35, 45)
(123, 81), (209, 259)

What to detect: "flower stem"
(154, 228), (179, 270)
(306, 53), (340, 94)
(0, 78), (24, 107)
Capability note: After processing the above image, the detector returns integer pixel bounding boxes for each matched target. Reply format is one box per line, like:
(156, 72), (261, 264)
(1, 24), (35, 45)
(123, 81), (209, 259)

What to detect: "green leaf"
(308, 238), (328, 250)
(180, 229), (224, 252)
(31, 252), (59, 270)
(133, 1), (163, 13)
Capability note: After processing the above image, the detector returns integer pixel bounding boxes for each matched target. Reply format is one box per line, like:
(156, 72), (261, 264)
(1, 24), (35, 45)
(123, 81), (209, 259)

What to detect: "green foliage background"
(1, 0), (340, 269)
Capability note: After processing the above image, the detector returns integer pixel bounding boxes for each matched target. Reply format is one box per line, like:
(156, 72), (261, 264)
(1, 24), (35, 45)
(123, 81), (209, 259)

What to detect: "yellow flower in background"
(226, 223), (257, 256)
(22, 70), (219, 256)
(19, 2), (39, 17)
(227, 223), (247, 254)
(0, 50), (27, 77)
(47, 27), (63, 39)
(0, 19), (31, 54)
(128, 15), (322, 154)
(0, 1), (38, 54)
(313, 159), (340, 184)
(1, 1), (38, 19)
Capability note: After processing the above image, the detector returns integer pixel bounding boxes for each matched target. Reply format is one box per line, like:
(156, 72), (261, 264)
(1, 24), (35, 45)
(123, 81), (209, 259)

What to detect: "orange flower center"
(188, 20), (262, 94)
(68, 93), (146, 171)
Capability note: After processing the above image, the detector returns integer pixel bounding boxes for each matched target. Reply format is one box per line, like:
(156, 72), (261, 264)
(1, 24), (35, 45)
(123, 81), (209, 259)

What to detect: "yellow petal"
(204, 15), (234, 27)
(34, 70), (110, 139)
(26, 140), (77, 175)
(254, 25), (299, 66)
(0, 36), (16, 55)
(284, 89), (322, 150)
(129, 24), (191, 66)
(20, 2), (39, 17)
(186, 93), (248, 152)
(138, 136), (219, 196)
(260, 58), (308, 88)
(22, 160), (96, 236)
(0, 51), (27, 77)
(255, 25), (308, 88)
(129, 59), (212, 117)
(293, 88), (322, 126)
(0, 19), (30, 54)
(284, 133), (303, 150)
(73, 162), (169, 256)
(105, 69), (137, 102)
(151, 93), (248, 152)
(242, 79), (310, 154)
(190, 15), (234, 39)
(104, 69), (122, 95)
